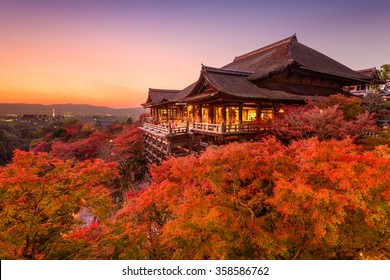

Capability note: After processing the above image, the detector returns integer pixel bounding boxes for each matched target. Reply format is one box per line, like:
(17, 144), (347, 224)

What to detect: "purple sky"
(0, 0), (389, 107)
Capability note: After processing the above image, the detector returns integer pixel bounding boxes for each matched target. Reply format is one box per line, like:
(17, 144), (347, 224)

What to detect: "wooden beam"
(222, 104), (226, 124)
(239, 104), (243, 125)
(208, 105), (213, 124)
(197, 105), (202, 123)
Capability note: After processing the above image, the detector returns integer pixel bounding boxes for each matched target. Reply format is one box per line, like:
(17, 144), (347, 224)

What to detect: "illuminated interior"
(194, 105), (201, 122)
(226, 106), (239, 124)
(184, 104), (275, 124)
(214, 106), (223, 123)
(260, 108), (274, 120)
(243, 107), (257, 122)
(158, 107), (177, 121)
(158, 108), (167, 120)
(186, 105), (194, 121)
(201, 106), (209, 123)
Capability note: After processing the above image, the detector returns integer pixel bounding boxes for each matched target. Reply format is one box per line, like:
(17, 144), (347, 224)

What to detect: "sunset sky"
(1, 0), (389, 108)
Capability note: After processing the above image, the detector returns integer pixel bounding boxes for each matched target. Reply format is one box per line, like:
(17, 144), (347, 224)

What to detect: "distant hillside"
(0, 103), (145, 116)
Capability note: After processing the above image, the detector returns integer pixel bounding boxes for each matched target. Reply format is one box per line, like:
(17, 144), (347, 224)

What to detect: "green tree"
(378, 64), (390, 90)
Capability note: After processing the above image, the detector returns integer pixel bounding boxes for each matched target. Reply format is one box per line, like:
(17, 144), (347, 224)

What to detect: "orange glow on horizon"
(0, 88), (145, 109)
(1, 1), (387, 110)
(0, 32), (199, 108)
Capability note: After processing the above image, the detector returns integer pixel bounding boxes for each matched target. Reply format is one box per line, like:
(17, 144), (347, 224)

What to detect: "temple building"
(348, 67), (386, 96)
(141, 35), (371, 163)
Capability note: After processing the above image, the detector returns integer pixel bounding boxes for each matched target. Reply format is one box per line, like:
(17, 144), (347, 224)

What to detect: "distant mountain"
(0, 103), (145, 116)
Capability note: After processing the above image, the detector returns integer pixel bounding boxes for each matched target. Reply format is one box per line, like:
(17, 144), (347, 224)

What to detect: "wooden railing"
(142, 121), (268, 135)
(192, 122), (268, 134)
(142, 122), (188, 135)
(192, 123), (223, 133)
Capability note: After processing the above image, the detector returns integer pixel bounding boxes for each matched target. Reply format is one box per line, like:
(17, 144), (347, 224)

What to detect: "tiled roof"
(181, 65), (340, 103)
(143, 88), (181, 107)
(289, 42), (369, 82)
(144, 35), (372, 106)
(356, 68), (385, 84)
(223, 35), (369, 83)
(172, 82), (196, 101)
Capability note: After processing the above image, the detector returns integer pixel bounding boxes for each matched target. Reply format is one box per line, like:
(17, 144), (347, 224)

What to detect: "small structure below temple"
(141, 35), (371, 164)
(348, 67), (386, 96)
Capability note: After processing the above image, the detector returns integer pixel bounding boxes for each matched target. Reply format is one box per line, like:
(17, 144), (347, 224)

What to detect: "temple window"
(260, 108), (274, 121)
(194, 105), (201, 122)
(226, 106), (239, 124)
(243, 106), (257, 122)
(214, 106), (223, 124)
(201, 106), (209, 123)
(159, 108), (167, 121)
(168, 108), (177, 120)
(186, 105), (194, 122)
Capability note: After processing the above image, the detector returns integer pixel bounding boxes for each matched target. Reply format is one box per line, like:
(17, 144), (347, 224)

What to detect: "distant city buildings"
(0, 113), (132, 128)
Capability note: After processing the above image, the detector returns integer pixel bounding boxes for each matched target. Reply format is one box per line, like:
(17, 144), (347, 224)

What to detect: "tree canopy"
(104, 137), (390, 260)
(266, 95), (376, 143)
(1, 97), (389, 260)
(0, 150), (118, 259)
(378, 64), (390, 89)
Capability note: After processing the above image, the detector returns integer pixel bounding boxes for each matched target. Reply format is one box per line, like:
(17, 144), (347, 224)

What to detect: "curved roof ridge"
(356, 67), (377, 72)
(233, 34), (297, 62)
(202, 65), (253, 76)
(356, 67), (385, 83)
(148, 88), (181, 93)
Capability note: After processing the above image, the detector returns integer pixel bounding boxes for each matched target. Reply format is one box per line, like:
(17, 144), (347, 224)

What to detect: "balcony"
(141, 121), (268, 137)
(140, 121), (269, 163)
(140, 121), (189, 137)
(192, 122), (267, 135)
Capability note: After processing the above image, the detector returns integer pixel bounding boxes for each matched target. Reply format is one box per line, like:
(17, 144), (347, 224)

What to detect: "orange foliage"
(0, 150), (118, 259)
(268, 100), (376, 142)
(109, 137), (390, 260)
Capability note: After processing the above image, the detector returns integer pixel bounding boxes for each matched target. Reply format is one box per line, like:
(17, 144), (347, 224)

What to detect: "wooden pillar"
(180, 106), (184, 121)
(257, 105), (261, 122)
(222, 104), (226, 124)
(221, 104), (227, 133)
(191, 105), (195, 121)
(239, 104), (243, 125)
(208, 105), (213, 124)
(197, 105), (202, 123)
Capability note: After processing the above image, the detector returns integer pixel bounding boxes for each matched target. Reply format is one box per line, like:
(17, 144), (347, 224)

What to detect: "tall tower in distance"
(52, 108), (56, 118)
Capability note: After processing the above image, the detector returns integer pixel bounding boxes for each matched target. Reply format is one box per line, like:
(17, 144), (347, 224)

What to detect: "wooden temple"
(141, 35), (371, 163)
(348, 67), (385, 96)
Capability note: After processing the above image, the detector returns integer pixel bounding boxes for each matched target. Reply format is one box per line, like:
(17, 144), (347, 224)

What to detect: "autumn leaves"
(0, 96), (389, 259)
(107, 138), (390, 259)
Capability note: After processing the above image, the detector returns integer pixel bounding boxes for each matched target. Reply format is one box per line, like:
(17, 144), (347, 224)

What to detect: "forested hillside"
(0, 95), (389, 260)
